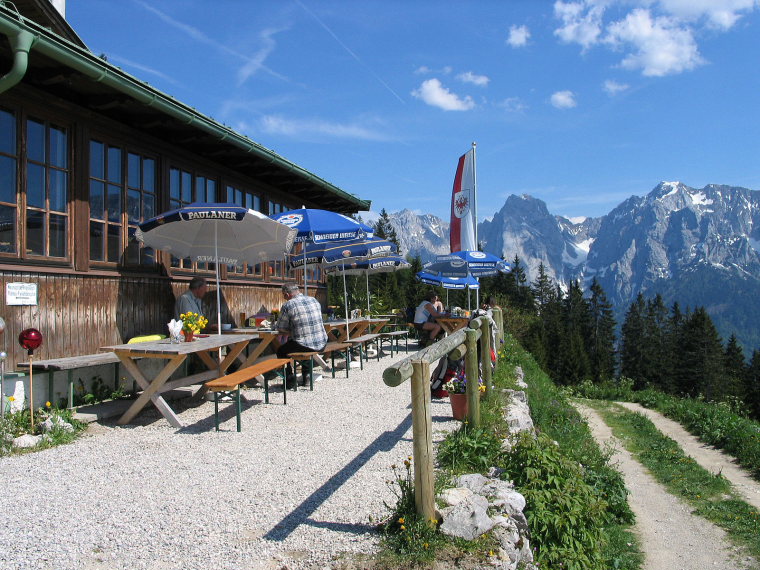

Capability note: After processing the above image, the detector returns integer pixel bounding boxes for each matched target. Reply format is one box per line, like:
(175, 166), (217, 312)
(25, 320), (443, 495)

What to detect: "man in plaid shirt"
(276, 283), (329, 386)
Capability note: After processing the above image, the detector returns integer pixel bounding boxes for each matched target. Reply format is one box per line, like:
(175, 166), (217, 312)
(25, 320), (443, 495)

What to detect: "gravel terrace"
(0, 351), (461, 570)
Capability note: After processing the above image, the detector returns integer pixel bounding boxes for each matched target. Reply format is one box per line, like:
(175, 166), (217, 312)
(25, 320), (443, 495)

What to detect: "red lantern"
(19, 328), (43, 354)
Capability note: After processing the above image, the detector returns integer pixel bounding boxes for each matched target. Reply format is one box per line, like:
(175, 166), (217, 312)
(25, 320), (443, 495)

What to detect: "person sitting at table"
(275, 283), (329, 388)
(414, 291), (446, 344)
(175, 276), (207, 320)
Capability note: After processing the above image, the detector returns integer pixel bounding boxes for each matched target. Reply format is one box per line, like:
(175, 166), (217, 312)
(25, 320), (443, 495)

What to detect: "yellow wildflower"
(8, 396), (15, 402)
(45, 401), (51, 408)
(400, 525), (406, 531)
(397, 517), (405, 524)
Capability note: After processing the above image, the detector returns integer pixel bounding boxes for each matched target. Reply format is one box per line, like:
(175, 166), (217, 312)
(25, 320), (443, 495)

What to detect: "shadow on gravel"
(264, 412), (413, 541)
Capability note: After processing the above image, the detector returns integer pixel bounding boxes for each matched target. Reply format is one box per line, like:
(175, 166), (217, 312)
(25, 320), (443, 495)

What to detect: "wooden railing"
(382, 308), (503, 521)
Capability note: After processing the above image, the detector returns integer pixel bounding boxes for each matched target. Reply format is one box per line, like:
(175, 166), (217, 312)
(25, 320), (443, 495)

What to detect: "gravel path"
(0, 352), (459, 570)
(574, 402), (757, 570)
(617, 402), (760, 511)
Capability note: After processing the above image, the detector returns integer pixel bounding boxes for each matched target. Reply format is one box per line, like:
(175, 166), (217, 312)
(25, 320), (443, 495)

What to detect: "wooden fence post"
(480, 317), (492, 394)
(464, 329), (480, 427)
(410, 360), (436, 523)
(492, 307), (504, 347)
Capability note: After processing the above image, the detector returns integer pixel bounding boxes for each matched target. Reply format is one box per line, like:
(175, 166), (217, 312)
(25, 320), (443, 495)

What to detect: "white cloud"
(499, 97), (528, 112)
(415, 65), (432, 74)
(603, 79), (629, 94)
(507, 24), (531, 47)
(259, 115), (393, 141)
(605, 8), (704, 76)
(457, 71), (490, 86)
(553, 0), (606, 50)
(411, 79), (475, 111)
(550, 90), (577, 108)
(656, 0), (758, 30)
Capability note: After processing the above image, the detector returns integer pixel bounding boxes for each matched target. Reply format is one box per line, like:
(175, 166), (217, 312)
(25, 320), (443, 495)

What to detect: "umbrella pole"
(343, 263), (350, 341)
(303, 243), (307, 295)
(215, 224), (222, 337)
(366, 271), (370, 315)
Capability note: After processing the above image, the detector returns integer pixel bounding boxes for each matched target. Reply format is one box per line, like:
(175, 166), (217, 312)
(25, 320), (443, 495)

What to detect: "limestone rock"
(13, 434), (43, 449)
(439, 493), (494, 540)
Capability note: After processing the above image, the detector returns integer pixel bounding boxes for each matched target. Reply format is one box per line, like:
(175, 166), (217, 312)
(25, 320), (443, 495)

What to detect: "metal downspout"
(0, 29), (34, 94)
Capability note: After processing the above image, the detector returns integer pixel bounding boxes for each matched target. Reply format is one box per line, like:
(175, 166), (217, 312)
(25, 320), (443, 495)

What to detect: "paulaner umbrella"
(325, 255), (410, 314)
(136, 202), (297, 334)
(416, 271), (479, 310)
(423, 250), (509, 307)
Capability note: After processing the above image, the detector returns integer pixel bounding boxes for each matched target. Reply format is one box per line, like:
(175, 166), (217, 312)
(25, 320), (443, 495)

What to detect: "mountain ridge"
(388, 181), (760, 352)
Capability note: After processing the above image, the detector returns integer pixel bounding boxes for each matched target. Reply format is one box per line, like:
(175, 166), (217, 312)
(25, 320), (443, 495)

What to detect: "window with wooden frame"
(225, 183), (264, 279)
(0, 107), (17, 254)
(267, 199), (288, 280)
(25, 116), (70, 259)
(88, 140), (157, 266)
(168, 166), (218, 273)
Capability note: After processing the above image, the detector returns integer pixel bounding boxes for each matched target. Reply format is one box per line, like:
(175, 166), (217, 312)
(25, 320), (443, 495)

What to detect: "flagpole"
(472, 141), (478, 250)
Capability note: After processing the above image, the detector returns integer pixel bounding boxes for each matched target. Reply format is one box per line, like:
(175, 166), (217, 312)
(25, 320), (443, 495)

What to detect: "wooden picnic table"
(100, 333), (258, 428)
(435, 316), (471, 335)
(323, 318), (368, 343)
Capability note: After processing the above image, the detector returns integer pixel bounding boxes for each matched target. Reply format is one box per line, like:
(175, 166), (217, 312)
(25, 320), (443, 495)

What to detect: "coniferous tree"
(643, 295), (669, 390)
(587, 278), (616, 382)
(663, 302), (685, 393)
(673, 307), (724, 398)
(744, 350), (760, 420)
(723, 334), (746, 399)
(620, 294), (648, 388)
(530, 262), (553, 314)
(556, 281), (591, 384)
(373, 208), (399, 246)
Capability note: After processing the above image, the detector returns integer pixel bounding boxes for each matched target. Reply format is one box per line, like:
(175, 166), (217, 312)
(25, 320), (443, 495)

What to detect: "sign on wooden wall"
(6, 282), (38, 306)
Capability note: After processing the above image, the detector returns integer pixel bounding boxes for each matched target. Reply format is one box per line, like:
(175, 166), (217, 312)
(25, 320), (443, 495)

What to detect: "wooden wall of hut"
(0, 271), (325, 369)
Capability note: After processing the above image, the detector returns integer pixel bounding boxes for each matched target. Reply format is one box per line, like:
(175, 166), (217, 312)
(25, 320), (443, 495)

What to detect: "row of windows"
(0, 106), (312, 282)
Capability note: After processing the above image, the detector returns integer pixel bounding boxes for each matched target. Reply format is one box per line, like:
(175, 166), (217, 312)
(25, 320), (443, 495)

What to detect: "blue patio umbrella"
(326, 254), (410, 314)
(137, 202), (296, 334)
(271, 208), (373, 293)
(290, 237), (397, 269)
(423, 250), (509, 307)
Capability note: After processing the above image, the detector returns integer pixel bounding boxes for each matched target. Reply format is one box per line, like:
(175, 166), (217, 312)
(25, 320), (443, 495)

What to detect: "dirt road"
(574, 402), (758, 570)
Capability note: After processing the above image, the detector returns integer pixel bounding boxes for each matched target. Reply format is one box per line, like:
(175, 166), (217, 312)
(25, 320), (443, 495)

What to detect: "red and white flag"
(449, 149), (477, 253)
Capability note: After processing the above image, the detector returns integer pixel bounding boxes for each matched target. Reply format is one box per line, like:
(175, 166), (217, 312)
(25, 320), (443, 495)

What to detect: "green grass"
(589, 400), (760, 560)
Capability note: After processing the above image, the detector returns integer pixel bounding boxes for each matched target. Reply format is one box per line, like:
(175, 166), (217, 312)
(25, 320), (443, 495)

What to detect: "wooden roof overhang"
(0, 4), (370, 214)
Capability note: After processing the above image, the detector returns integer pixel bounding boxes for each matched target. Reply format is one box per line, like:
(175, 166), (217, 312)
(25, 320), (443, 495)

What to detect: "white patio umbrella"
(136, 202), (297, 334)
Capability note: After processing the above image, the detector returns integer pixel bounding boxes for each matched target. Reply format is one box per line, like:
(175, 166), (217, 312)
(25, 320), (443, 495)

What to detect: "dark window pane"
(107, 224), (120, 262)
(27, 163), (45, 208)
(143, 159), (155, 192)
(181, 171), (191, 203)
(107, 184), (121, 222)
(107, 146), (121, 183)
(0, 155), (16, 203)
(207, 180), (216, 202)
(89, 140), (104, 178)
(126, 226), (139, 264)
(170, 168), (180, 200)
(0, 109), (15, 154)
(144, 193), (155, 219)
(245, 193), (253, 209)
(49, 213), (66, 257)
(49, 169), (67, 212)
(0, 204), (16, 253)
(49, 126), (67, 168)
(127, 189), (140, 223)
(142, 246), (155, 265)
(169, 199), (180, 211)
(89, 180), (105, 220)
(128, 153), (140, 188)
(195, 177), (205, 202)
(253, 195), (261, 212)
(26, 210), (44, 255)
(26, 119), (45, 162)
(226, 185), (233, 202)
(90, 221), (104, 260)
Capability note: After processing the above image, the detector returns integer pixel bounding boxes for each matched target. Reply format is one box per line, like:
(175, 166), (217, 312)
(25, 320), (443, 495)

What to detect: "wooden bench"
(204, 358), (292, 432)
(378, 330), (410, 356)
(345, 334), (382, 369)
(288, 342), (351, 387)
(18, 352), (122, 408)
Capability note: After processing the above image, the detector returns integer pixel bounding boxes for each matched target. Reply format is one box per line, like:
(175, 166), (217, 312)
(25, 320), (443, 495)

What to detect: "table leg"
(117, 354), (187, 427)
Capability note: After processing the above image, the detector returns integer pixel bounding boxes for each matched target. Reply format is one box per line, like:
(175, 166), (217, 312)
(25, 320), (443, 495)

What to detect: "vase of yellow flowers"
(179, 312), (208, 342)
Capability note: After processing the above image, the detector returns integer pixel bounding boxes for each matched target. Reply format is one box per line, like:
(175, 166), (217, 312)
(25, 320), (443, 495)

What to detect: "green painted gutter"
(0, 27), (33, 93)
(0, 5), (370, 211)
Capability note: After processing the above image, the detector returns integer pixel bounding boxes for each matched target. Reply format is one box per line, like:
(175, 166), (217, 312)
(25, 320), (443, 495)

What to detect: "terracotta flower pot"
(182, 330), (194, 342)
(449, 393), (468, 421)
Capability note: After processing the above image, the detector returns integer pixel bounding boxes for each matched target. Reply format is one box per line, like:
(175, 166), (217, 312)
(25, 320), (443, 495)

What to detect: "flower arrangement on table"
(444, 371), (485, 395)
(179, 312), (208, 334)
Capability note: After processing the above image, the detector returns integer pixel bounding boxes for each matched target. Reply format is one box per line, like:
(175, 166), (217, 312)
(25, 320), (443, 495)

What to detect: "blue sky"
(67, 0), (760, 222)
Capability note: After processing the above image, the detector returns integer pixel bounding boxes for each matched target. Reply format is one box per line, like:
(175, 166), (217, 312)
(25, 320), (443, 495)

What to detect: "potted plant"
(444, 372), (484, 421)
(179, 312), (208, 341)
